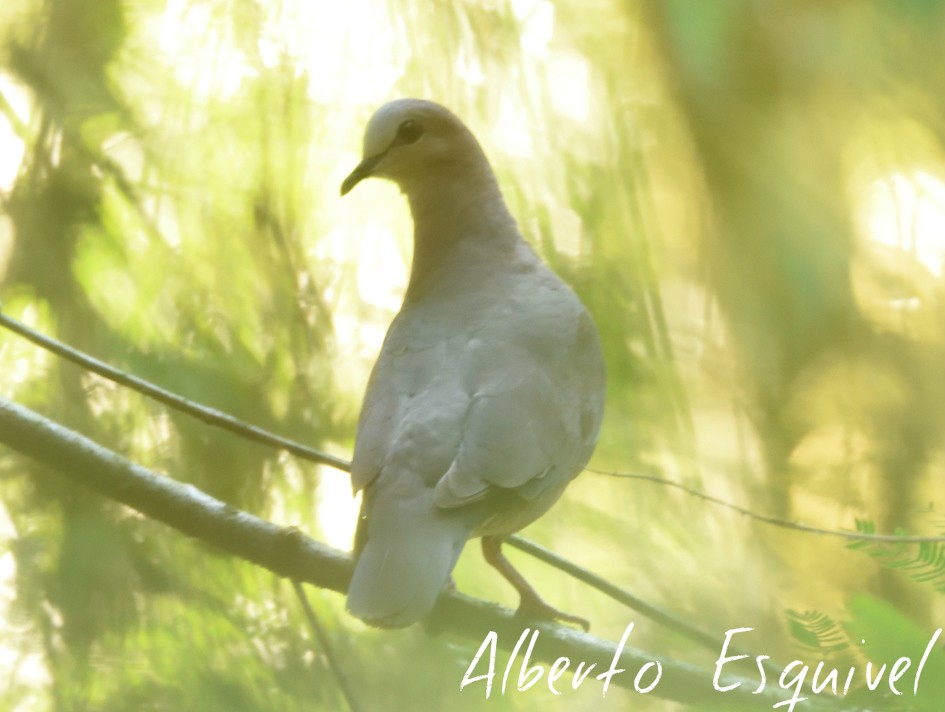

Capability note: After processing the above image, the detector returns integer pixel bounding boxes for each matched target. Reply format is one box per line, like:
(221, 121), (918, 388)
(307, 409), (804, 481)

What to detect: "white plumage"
(341, 99), (605, 628)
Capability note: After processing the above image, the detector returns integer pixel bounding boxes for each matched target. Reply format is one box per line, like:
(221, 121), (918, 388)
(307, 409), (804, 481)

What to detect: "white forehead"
(361, 98), (456, 157)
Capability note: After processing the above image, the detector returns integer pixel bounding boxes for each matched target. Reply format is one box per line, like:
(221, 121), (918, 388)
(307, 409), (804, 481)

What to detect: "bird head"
(340, 99), (484, 196)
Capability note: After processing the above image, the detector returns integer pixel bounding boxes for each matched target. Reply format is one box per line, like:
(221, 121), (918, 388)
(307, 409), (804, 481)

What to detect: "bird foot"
(515, 593), (590, 632)
(482, 535), (590, 631)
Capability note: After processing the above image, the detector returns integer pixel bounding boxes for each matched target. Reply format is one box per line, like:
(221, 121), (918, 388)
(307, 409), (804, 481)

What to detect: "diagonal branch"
(0, 394), (351, 588)
(0, 308), (725, 651)
(3, 309), (942, 544)
(2, 305), (940, 673)
(0, 395), (794, 708)
(0, 309), (348, 471)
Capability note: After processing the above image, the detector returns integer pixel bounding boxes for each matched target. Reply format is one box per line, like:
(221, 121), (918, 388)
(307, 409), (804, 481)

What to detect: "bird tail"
(346, 495), (470, 628)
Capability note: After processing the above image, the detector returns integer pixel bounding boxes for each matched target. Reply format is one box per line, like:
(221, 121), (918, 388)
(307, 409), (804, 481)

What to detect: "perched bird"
(341, 99), (605, 628)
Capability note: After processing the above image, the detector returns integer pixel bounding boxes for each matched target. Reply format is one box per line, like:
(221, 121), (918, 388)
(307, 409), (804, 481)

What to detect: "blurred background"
(1, 0), (944, 710)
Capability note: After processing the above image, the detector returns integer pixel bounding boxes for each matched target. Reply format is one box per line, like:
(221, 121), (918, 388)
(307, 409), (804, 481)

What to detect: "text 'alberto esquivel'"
(460, 623), (943, 710)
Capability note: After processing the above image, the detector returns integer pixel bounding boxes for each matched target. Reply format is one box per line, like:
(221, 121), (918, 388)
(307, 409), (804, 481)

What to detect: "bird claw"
(515, 594), (590, 632)
(481, 535), (591, 631)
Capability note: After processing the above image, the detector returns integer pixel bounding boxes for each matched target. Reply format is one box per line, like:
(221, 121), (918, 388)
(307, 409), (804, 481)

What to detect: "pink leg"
(481, 536), (589, 631)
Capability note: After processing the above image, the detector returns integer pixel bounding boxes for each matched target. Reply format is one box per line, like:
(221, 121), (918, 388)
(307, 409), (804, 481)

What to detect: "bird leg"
(481, 536), (589, 631)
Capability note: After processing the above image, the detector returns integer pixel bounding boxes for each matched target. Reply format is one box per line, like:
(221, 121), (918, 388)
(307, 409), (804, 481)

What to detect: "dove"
(341, 98), (605, 628)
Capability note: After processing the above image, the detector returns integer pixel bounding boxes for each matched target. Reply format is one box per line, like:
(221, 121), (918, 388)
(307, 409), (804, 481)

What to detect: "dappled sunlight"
(0, 73), (27, 191)
(548, 50), (591, 123)
(316, 463), (360, 551)
(491, 90), (534, 157)
(860, 170), (945, 277)
(278, 0), (403, 105)
(848, 167), (945, 336)
(3, 0), (945, 708)
(513, 0), (554, 56)
(0, 503), (50, 707)
(156, 0), (252, 99)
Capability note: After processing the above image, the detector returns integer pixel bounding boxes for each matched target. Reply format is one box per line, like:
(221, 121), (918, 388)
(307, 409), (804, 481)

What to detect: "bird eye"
(397, 119), (423, 145)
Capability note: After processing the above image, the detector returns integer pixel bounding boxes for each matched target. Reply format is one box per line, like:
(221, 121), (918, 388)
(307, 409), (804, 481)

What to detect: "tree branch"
(0, 308), (750, 653)
(3, 309), (941, 544)
(0, 395), (795, 708)
(0, 395), (351, 587)
(0, 309), (349, 471)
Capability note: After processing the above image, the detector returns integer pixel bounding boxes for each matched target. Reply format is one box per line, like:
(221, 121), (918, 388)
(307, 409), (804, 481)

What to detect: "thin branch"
(591, 468), (945, 544)
(0, 396), (788, 708)
(1, 304), (943, 670)
(0, 309), (349, 472)
(0, 394), (351, 587)
(0, 308), (718, 638)
(505, 537), (786, 680)
(2, 309), (941, 546)
(507, 539), (736, 644)
(291, 580), (364, 712)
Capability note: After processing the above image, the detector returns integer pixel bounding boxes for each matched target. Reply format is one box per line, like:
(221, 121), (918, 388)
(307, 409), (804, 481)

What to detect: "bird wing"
(350, 330), (466, 494)
(351, 276), (605, 521)
(434, 305), (605, 510)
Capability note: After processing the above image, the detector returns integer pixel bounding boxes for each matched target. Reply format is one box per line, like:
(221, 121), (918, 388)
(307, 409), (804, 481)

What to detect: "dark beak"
(340, 154), (384, 196)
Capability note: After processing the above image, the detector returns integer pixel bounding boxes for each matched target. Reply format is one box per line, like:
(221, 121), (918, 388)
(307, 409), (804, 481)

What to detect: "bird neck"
(404, 163), (521, 299)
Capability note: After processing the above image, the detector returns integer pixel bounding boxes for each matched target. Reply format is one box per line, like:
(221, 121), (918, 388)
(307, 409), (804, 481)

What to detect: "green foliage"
(785, 598), (945, 711)
(786, 609), (851, 656)
(847, 520), (945, 592)
(1, 0), (945, 710)
(782, 525), (945, 710)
